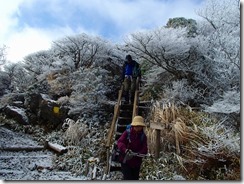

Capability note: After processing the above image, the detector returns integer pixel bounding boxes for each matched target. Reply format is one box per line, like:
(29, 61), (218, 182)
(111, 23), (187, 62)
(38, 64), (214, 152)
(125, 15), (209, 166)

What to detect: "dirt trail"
(0, 127), (86, 180)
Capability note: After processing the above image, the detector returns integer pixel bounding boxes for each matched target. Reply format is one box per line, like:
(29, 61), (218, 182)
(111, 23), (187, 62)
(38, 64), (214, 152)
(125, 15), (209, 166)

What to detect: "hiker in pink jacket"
(117, 116), (148, 180)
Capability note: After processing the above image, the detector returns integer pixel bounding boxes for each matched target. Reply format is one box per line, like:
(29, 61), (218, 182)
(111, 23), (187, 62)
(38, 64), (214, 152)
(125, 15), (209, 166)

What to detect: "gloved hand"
(124, 149), (133, 161)
(125, 149), (132, 154)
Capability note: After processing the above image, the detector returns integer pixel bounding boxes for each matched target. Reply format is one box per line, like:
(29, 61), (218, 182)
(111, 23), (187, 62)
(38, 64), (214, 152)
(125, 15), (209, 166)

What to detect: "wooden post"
(155, 129), (161, 159)
(150, 122), (164, 159)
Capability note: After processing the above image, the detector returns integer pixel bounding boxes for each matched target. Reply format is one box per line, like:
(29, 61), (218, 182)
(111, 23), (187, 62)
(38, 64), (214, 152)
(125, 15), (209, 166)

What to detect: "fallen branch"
(45, 141), (67, 154)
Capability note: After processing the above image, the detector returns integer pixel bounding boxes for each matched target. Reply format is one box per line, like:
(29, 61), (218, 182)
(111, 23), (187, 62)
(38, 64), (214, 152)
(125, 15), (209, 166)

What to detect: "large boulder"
(0, 93), (69, 131)
(25, 93), (69, 130)
(1, 105), (29, 125)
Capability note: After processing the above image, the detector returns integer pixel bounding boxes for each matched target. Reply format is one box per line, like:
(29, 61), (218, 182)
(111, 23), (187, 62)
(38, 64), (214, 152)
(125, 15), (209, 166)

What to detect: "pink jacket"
(117, 127), (148, 168)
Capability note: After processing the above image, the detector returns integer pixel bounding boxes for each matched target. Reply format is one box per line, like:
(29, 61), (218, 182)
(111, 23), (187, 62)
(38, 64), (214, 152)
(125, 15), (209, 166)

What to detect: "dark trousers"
(121, 163), (140, 180)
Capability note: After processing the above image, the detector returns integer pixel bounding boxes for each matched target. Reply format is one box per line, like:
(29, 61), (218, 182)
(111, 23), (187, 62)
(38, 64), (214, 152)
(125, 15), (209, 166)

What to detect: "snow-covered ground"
(0, 127), (87, 180)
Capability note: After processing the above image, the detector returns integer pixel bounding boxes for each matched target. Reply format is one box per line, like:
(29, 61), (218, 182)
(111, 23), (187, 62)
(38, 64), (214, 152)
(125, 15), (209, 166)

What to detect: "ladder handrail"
(105, 85), (124, 175)
(132, 77), (140, 119)
(105, 84), (124, 148)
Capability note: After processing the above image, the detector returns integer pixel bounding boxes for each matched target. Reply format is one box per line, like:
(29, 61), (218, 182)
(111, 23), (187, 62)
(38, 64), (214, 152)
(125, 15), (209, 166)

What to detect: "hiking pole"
(130, 151), (149, 158)
(123, 151), (153, 163)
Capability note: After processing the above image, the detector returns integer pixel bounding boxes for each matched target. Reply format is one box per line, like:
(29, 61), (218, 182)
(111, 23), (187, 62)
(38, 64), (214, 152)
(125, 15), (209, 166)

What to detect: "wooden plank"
(0, 155), (51, 159)
(0, 146), (44, 152)
(150, 122), (165, 130)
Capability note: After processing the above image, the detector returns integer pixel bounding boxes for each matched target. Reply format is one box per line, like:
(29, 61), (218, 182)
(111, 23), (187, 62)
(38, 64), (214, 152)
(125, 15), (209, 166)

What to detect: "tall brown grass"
(143, 100), (240, 180)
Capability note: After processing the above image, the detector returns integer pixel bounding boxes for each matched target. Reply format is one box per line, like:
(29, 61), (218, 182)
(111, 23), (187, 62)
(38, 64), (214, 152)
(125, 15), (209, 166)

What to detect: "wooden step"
(116, 124), (127, 133)
(109, 166), (121, 172)
(117, 117), (131, 125)
(138, 105), (151, 109)
(119, 110), (133, 117)
(120, 104), (133, 110)
(115, 133), (122, 140)
(115, 132), (123, 136)
(138, 101), (152, 106)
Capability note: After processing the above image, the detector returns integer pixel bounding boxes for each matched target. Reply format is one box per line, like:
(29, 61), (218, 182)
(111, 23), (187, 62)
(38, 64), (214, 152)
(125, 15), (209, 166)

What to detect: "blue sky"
(0, 0), (205, 63)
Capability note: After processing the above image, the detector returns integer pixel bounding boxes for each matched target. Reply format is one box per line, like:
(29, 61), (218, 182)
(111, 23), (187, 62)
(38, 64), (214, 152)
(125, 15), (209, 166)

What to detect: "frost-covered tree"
(22, 50), (71, 79)
(52, 33), (118, 70)
(124, 27), (192, 77)
(3, 63), (33, 93)
(23, 50), (53, 76)
(22, 50), (74, 96)
(123, 0), (240, 111)
(197, 0), (240, 87)
(123, 26), (210, 104)
(68, 66), (113, 121)
(196, 0), (240, 114)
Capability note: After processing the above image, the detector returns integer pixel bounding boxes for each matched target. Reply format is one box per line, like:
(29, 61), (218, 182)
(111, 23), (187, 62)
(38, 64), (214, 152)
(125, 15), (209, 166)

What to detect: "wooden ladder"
(105, 78), (151, 174)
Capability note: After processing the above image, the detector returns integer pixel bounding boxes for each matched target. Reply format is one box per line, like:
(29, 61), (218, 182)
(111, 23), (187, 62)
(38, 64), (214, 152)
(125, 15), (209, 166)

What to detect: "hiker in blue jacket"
(117, 116), (148, 180)
(121, 55), (141, 104)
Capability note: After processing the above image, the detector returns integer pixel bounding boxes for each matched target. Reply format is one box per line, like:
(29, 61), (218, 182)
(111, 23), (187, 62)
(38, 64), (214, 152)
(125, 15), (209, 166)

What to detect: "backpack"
(111, 124), (145, 162)
(125, 124), (145, 144)
(132, 62), (141, 78)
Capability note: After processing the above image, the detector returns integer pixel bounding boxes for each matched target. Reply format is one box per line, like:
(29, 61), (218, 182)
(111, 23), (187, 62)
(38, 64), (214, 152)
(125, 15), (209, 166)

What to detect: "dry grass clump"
(146, 101), (193, 155)
(144, 100), (240, 180)
(62, 118), (89, 146)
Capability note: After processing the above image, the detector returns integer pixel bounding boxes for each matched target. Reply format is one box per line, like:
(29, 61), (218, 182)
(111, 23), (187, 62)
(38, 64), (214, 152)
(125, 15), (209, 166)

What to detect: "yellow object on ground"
(53, 106), (59, 114)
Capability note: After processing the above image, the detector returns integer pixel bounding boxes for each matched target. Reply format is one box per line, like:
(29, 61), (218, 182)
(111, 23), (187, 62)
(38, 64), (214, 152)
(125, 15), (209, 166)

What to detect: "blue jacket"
(122, 60), (141, 81)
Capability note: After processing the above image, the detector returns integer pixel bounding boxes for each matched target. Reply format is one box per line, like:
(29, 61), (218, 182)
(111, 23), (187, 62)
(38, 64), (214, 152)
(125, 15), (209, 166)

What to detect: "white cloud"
(0, 0), (204, 63)
(0, 0), (22, 42)
(5, 26), (79, 63)
(6, 28), (51, 62)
